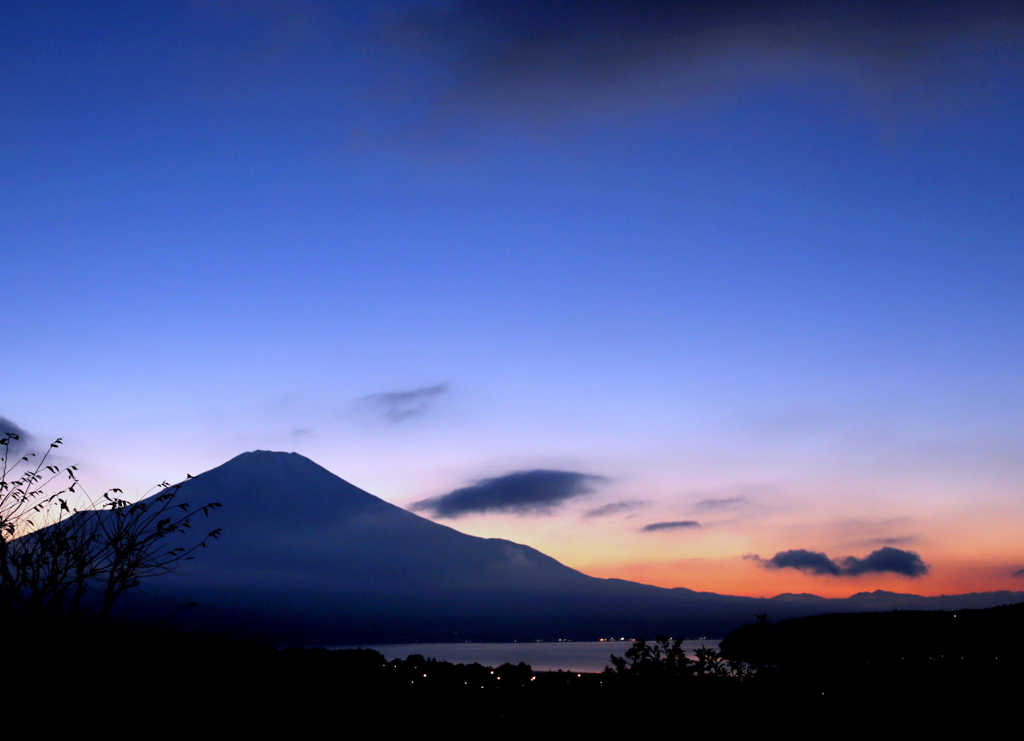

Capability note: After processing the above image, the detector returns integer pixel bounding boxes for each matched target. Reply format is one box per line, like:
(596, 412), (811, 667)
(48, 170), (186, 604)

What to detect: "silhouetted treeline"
(5, 612), (753, 728)
(720, 602), (1024, 706)
(9, 602), (1023, 729)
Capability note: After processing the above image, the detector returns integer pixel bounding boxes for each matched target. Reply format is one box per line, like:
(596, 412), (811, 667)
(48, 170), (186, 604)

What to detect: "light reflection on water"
(327, 639), (722, 673)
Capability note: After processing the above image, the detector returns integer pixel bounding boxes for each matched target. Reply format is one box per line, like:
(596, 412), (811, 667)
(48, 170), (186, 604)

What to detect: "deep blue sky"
(4, 1), (1023, 596)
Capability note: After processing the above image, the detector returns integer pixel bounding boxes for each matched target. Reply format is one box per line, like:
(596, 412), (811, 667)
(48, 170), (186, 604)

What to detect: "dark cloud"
(693, 497), (747, 512)
(1013, 568), (1024, 578)
(749, 546), (928, 577)
(414, 469), (606, 518)
(391, 1), (1024, 115)
(359, 382), (448, 423)
(641, 520), (701, 532)
(0, 416), (32, 455)
(756, 549), (842, 576)
(839, 547), (928, 577)
(584, 500), (648, 518)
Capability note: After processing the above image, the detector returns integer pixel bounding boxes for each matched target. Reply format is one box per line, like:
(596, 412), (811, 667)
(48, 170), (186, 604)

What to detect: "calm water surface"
(329, 640), (722, 673)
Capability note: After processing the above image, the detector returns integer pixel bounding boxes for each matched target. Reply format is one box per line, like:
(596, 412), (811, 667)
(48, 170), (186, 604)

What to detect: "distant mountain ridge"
(110, 451), (1023, 643)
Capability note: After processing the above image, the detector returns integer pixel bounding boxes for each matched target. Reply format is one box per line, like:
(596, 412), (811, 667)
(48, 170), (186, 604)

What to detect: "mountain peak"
(226, 449), (310, 463)
(172, 449), (394, 529)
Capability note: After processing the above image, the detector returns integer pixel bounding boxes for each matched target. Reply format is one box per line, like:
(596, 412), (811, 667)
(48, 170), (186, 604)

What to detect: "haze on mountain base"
(112, 451), (1023, 644)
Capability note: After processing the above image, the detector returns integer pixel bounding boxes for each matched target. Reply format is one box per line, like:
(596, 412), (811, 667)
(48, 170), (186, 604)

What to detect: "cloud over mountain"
(748, 546), (928, 577)
(839, 547), (928, 577)
(414, 469), (606, 518)
(750, 549), (842, 576)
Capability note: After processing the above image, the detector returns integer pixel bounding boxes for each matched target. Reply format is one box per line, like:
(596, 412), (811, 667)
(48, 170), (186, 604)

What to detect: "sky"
(3, 0), (1023, 599)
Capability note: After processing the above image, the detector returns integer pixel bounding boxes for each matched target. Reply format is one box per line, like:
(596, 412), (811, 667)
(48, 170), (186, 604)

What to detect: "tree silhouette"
(607, 636), (754, 683)
(0, 433), (221, 620)
(607, 636), (693, 680)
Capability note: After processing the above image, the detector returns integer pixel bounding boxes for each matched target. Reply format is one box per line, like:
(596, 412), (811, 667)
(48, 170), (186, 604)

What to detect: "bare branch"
(0, 437), (220, 621)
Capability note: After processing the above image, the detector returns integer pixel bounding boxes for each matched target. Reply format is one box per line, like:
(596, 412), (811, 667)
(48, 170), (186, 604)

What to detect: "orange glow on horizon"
(576, 558), (1024, 599)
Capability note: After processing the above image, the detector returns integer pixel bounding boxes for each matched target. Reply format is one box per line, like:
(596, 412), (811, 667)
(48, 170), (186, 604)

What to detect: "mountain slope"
(112, 451), (1023, 643)
(145, 450), (598, 594)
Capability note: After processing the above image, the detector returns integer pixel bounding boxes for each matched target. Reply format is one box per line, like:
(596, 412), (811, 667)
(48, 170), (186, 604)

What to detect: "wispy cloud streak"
(359, 382), (448, 423)
(585, 500), (648, 518)
(693, 497), (747, 512)
(641, 520), (701, 532)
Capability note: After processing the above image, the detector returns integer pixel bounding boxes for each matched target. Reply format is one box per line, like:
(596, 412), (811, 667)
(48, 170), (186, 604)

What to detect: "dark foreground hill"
(721, 601), (1024, 667)
(0, 615), (783, 730)
(718, 602), (1024, 708)
(100, 451), (1024, 643)
(10, 607), (1018, 731)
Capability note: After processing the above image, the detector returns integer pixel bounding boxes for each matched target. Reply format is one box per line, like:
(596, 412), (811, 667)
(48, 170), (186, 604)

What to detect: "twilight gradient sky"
(4, 1), (1023, 598)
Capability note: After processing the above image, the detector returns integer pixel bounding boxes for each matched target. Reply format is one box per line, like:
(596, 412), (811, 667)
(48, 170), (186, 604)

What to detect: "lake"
(328, 639), (723, 673)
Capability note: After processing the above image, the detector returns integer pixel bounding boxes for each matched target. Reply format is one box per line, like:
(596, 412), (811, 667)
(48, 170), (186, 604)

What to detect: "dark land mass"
(9, 602), (1022, 729)
(719, 601), (1024, 711)
(89, 450), (1023, 643)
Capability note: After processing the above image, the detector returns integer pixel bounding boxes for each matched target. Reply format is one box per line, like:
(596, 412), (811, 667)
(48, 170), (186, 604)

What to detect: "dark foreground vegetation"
(720, 602), (1024, 705)
(9, 602), (1023, 730)
(7, 614), (752, 730)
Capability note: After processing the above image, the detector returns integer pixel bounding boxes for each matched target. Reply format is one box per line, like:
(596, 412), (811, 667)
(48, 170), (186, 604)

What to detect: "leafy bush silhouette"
(607, 636), (753, 683)
(0, 433), (221, 620)
(607, 636), (692, 680)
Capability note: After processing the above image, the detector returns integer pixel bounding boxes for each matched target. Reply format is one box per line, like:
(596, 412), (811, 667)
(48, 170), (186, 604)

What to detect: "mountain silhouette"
(114, 451), (1023, 643)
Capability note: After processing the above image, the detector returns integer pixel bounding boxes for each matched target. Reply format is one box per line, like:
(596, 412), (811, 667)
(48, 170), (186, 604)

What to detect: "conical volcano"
(118, 451), (1024, 644)
(129, 450), (628, 642)
(150, 450), (595, 596)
